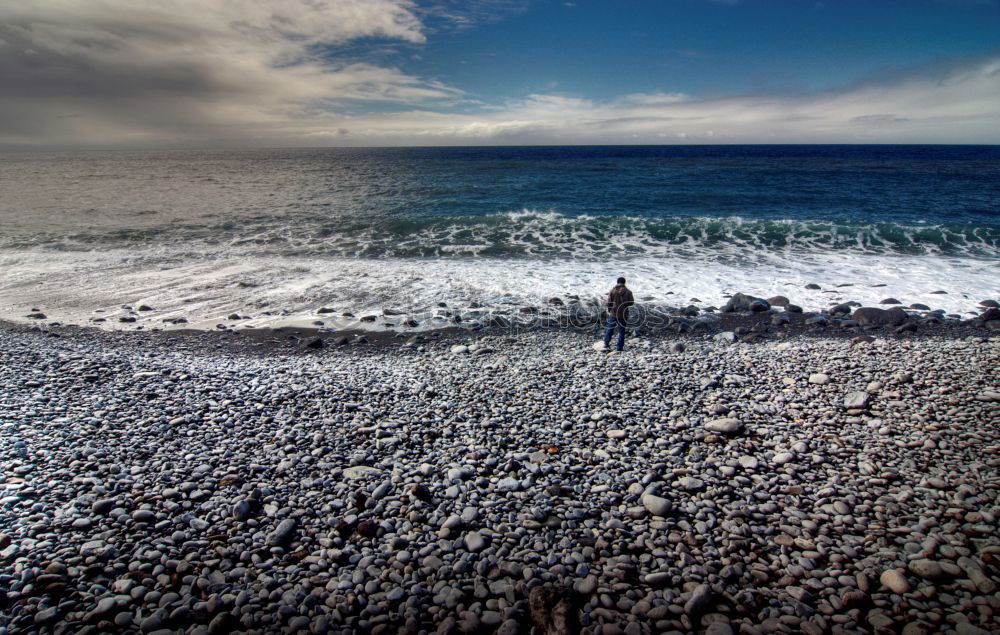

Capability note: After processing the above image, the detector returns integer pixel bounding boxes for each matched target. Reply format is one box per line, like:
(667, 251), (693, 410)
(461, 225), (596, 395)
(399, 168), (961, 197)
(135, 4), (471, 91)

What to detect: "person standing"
(603, 277), (634, 353)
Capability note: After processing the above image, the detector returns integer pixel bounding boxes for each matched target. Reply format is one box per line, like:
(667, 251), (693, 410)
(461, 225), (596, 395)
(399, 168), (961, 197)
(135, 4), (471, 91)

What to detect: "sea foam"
(0, 246), (995, 331)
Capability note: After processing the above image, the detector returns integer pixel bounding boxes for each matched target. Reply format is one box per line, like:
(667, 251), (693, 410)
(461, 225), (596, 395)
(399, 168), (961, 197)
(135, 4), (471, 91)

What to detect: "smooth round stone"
(704, 418), (743, 435)
(481, 611), (503, 626)
(574, 575), (598, 595)
(266, 518), (297, 546)
(641, 494), (671, 517)
(908, 559), (944, 580)
(92, 499), (116, 515)
(678, 476), (704, 491)
(131, 510), (155, 523)
(644, 572), (671, 586)
(738, 456), (758, 470)
(34, 607), (59, 624)
(773, 452), (795, 465)
(497, 477), (521, 492)
(464, 531), (486, 552)
(880, 568), (912, 594)
(343, 466), (383, 479)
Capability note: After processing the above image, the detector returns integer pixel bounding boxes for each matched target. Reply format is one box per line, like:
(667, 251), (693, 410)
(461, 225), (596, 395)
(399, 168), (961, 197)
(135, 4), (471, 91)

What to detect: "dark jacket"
(607, 284), (634, 321)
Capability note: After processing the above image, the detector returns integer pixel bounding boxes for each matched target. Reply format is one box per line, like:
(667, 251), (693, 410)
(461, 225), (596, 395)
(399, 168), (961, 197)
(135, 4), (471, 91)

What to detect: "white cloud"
(417, 0), (531, 30)
(324, 57), (1000, 145)
(619, 92), (691, 105)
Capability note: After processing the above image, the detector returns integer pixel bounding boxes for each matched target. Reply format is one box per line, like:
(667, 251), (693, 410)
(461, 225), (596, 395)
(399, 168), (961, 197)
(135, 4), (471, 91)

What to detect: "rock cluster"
(1, 323), (998, 634)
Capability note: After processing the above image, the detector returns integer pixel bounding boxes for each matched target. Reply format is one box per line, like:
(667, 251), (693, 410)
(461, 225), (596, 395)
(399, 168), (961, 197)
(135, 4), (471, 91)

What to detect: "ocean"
(1, 145), (998, 330)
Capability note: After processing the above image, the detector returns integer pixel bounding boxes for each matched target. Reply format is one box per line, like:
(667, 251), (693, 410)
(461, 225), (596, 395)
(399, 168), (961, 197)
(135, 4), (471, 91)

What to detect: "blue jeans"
(603, 315), (627, 351)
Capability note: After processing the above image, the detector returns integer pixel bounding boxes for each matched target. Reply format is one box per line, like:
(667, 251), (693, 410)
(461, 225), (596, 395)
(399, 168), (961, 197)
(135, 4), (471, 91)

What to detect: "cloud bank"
(0, 1), (998, 147)
(0, 0), (454, 146)
(306, 59), (1000, 146)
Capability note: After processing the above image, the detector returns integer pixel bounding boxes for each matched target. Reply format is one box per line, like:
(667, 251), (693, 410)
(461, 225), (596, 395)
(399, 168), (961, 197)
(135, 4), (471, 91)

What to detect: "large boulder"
(300, 336), (324, 350)
(852, 307), (907, 327)
(722, 293), (770, 314)
(979, 307), (1000, 322)
(766, 295), (790, 307)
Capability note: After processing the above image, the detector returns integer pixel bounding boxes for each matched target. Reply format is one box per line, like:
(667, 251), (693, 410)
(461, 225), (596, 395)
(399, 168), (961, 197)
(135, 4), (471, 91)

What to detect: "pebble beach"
(2, 305), (999, 635)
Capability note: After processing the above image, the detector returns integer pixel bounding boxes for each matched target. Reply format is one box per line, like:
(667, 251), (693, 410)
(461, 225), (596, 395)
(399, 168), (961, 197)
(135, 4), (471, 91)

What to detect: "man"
(603, 277), (634, 353)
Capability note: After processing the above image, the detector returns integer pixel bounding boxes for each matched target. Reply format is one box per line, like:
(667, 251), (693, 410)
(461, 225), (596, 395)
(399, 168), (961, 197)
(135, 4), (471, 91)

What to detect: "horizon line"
(3, 142), (1000, 154)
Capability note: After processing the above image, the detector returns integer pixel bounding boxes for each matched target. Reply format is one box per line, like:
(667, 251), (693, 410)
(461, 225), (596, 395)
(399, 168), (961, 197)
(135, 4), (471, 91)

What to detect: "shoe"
(606, 350), (617, 355)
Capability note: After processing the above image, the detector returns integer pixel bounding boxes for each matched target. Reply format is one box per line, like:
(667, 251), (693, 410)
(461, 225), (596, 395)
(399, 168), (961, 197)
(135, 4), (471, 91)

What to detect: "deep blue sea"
(1, 145), (998, 329)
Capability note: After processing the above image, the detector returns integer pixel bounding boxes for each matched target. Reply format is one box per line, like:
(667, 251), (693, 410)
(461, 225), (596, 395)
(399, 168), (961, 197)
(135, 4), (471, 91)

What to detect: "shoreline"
(2, 247), (996, 338)
(2, 294), (997, 357)
(1, 315), (999, 634)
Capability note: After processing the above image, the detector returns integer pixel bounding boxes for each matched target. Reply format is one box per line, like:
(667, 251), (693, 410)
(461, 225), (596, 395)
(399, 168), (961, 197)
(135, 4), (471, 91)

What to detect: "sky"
(0, 0), (998, 148)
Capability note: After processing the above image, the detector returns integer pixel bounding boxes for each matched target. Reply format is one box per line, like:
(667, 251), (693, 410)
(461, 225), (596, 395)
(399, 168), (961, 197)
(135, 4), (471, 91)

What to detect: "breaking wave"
(6, 210), (999, 260)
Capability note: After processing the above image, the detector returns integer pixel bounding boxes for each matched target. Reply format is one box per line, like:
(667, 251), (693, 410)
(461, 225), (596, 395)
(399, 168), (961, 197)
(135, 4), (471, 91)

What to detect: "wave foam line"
(4, 211), (998, 260)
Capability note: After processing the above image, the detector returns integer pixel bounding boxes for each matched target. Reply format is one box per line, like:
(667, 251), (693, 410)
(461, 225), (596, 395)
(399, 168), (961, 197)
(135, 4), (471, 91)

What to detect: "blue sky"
(0, 0), (998, 147)
(378, 0), (1000, 104)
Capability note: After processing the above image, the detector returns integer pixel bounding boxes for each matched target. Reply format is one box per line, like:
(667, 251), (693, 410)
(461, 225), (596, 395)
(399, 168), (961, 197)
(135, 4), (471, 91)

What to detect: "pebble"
(684, 584), (713, 616)
(131, 510), (155, 523)
(266, 518), (297, 546)
(1, 322), (997, 634)
(343, 466), (383, 479)
(843, 391), (872, 409)
(704, 417), (743, 434)
(908, 558), (944, 580)
(880, 568), (912, 594)
(678, 476), (704, 491)
(91, 498), (115, 515)
(644, 572), (671, 585)
(641, 494), (672, 517)
(574, 575), (599, 594)
(738, 455), (758, 470)
(464, 531), (487, 552)
(772, 451), (795, 465)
